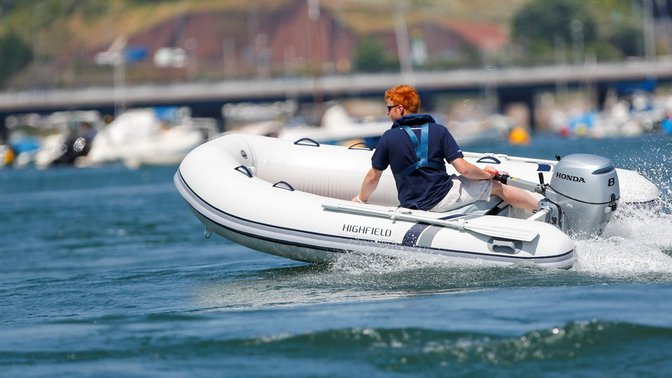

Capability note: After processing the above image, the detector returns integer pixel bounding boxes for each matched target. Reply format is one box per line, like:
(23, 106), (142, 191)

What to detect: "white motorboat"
(80, 107), (217, 169)
(174, 134), (659, 269)
(276, 104), (390, 146)
(229, 102), (509, 148)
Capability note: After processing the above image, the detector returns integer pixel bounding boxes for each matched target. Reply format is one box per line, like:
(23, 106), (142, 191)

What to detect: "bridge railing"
(1, 58), (671, 112)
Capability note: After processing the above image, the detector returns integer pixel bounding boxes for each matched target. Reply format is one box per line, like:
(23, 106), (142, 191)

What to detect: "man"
(352, 84), (539, 212)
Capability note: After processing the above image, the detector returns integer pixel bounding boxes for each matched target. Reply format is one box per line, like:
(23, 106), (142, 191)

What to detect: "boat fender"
(394, 124), (444, 181)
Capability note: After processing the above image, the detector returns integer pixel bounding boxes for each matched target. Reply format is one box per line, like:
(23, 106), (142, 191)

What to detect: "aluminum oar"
(322, 203), (539, 242)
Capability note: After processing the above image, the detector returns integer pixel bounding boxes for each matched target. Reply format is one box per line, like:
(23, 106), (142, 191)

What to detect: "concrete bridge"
(1, 57), (671, 132)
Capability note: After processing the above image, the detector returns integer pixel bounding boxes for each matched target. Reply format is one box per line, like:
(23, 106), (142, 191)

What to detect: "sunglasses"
(387, 104), (399, 112)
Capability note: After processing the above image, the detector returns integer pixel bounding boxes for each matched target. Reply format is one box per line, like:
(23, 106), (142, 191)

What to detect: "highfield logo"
(555, 172), (586, 183)
(342, 224), (392, 237)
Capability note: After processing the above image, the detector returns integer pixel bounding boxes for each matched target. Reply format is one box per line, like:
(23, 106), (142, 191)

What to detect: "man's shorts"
(429, 175), (492, 212)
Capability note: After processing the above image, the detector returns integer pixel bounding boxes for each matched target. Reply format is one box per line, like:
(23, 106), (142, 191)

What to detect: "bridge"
(1, 57), (671, 132)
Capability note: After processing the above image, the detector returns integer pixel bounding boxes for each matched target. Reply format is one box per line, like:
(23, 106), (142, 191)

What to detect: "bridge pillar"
(496, 87), (536, 131)
(596, 82), (611, 110)
(0, 114), (8, 144)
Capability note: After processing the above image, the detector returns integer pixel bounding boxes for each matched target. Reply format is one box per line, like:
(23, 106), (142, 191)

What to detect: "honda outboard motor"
(544, 154), (619, 237)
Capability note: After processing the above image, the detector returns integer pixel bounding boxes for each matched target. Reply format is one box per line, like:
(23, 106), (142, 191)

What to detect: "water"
(1, 134), (672, 377)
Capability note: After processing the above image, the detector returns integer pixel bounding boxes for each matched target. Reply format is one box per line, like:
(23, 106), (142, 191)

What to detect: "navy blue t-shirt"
(372, 114), (464, 210)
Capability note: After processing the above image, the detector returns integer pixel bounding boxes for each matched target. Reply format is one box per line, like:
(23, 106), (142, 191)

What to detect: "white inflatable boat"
(174, 134), (660, 269)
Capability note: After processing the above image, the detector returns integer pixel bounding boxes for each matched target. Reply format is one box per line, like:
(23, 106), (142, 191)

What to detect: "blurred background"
(1, 0), (672, 169)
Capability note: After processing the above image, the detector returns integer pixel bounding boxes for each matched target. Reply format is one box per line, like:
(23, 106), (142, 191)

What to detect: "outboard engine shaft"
(545, 154), (619, 237)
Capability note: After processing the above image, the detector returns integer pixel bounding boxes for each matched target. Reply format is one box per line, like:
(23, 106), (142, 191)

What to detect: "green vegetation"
(510, 0), (646, 64)
(0, 31), (33, 86)
(353, 39), (396, 73)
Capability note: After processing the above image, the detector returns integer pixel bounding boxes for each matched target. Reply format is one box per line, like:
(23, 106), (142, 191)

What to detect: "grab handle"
(234, 165), (253, 178)
(348, 142), (372, 150)
(272, 181), (295, 191)
(293, 138), (320, 147)
(476, 156), (501, 164)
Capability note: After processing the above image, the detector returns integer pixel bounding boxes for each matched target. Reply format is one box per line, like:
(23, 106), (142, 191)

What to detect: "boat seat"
(484, 200), (507, 215)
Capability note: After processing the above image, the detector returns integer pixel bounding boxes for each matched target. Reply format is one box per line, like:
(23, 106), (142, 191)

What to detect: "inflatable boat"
(174, 134), (659, 269)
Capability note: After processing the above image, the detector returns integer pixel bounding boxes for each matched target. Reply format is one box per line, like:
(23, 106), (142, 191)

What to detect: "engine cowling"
(546, 154), (619, 237)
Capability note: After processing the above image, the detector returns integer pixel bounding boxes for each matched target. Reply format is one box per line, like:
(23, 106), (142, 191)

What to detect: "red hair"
(384, 85), (420, 113)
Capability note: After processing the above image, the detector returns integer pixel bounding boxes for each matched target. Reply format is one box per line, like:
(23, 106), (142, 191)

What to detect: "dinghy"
(174, 134), (659, 269)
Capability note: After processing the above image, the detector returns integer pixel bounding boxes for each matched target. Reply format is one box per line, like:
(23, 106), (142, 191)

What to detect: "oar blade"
(462, 217), (538, 242)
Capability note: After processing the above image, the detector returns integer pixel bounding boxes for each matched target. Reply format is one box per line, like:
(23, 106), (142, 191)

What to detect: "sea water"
(1, 134), (672, 377)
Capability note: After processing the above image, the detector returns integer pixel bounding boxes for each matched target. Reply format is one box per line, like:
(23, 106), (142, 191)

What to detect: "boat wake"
(574, 201), (672, 277)
(193, 200), (672, 312)
(193, 199), (672, 313)
(326, 195), (672, 278)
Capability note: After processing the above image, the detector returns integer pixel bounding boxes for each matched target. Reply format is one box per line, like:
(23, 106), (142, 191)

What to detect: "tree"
(0, 31), (33, 87)
(609, 24), (644, 57)
(511, 0), (597, 62)
(353, 38), (394, 73)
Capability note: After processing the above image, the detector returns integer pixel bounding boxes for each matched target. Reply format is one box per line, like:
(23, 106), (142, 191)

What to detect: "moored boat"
(80, 107), (217, 169)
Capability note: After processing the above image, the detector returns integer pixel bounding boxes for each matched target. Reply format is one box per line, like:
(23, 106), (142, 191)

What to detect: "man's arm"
(450, 157), (497, 180)
(352, 167), (383, 203)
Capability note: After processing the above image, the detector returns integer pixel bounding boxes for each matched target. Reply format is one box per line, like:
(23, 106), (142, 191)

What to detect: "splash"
(328, 250), (490, 276)
(574, 200), (672, 276)
(620, 142), (672, 209)
(568, 137), (672, 276)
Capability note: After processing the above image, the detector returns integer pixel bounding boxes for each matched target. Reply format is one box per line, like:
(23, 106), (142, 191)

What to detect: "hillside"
(0, 0), (652, 90)
(1, 0), (530, 49)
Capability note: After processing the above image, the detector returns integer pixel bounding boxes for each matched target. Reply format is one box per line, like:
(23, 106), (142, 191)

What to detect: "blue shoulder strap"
(394, 123), (444, 181)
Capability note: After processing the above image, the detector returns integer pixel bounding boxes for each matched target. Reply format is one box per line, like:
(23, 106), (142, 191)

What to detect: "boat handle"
(488, 238), (521, 254)
(476, 156), (501, 164)
(235, 165), (253, 178)
(293, 137), (320, 147)
(348, 142), (372, 150)
(272, 181), (295, 191)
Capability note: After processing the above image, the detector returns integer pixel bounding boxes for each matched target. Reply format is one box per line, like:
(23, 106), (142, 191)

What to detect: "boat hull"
(176, 172), (574, 268)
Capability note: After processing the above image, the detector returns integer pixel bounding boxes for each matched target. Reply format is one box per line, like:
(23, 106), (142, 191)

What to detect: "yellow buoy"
(508, 126), (531, 145)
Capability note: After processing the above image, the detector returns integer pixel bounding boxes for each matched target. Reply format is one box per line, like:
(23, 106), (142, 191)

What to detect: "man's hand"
(483, 166), (499, 179)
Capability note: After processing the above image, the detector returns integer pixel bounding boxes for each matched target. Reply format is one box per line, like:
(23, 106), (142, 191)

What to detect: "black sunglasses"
(387, 104), (398, 112)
